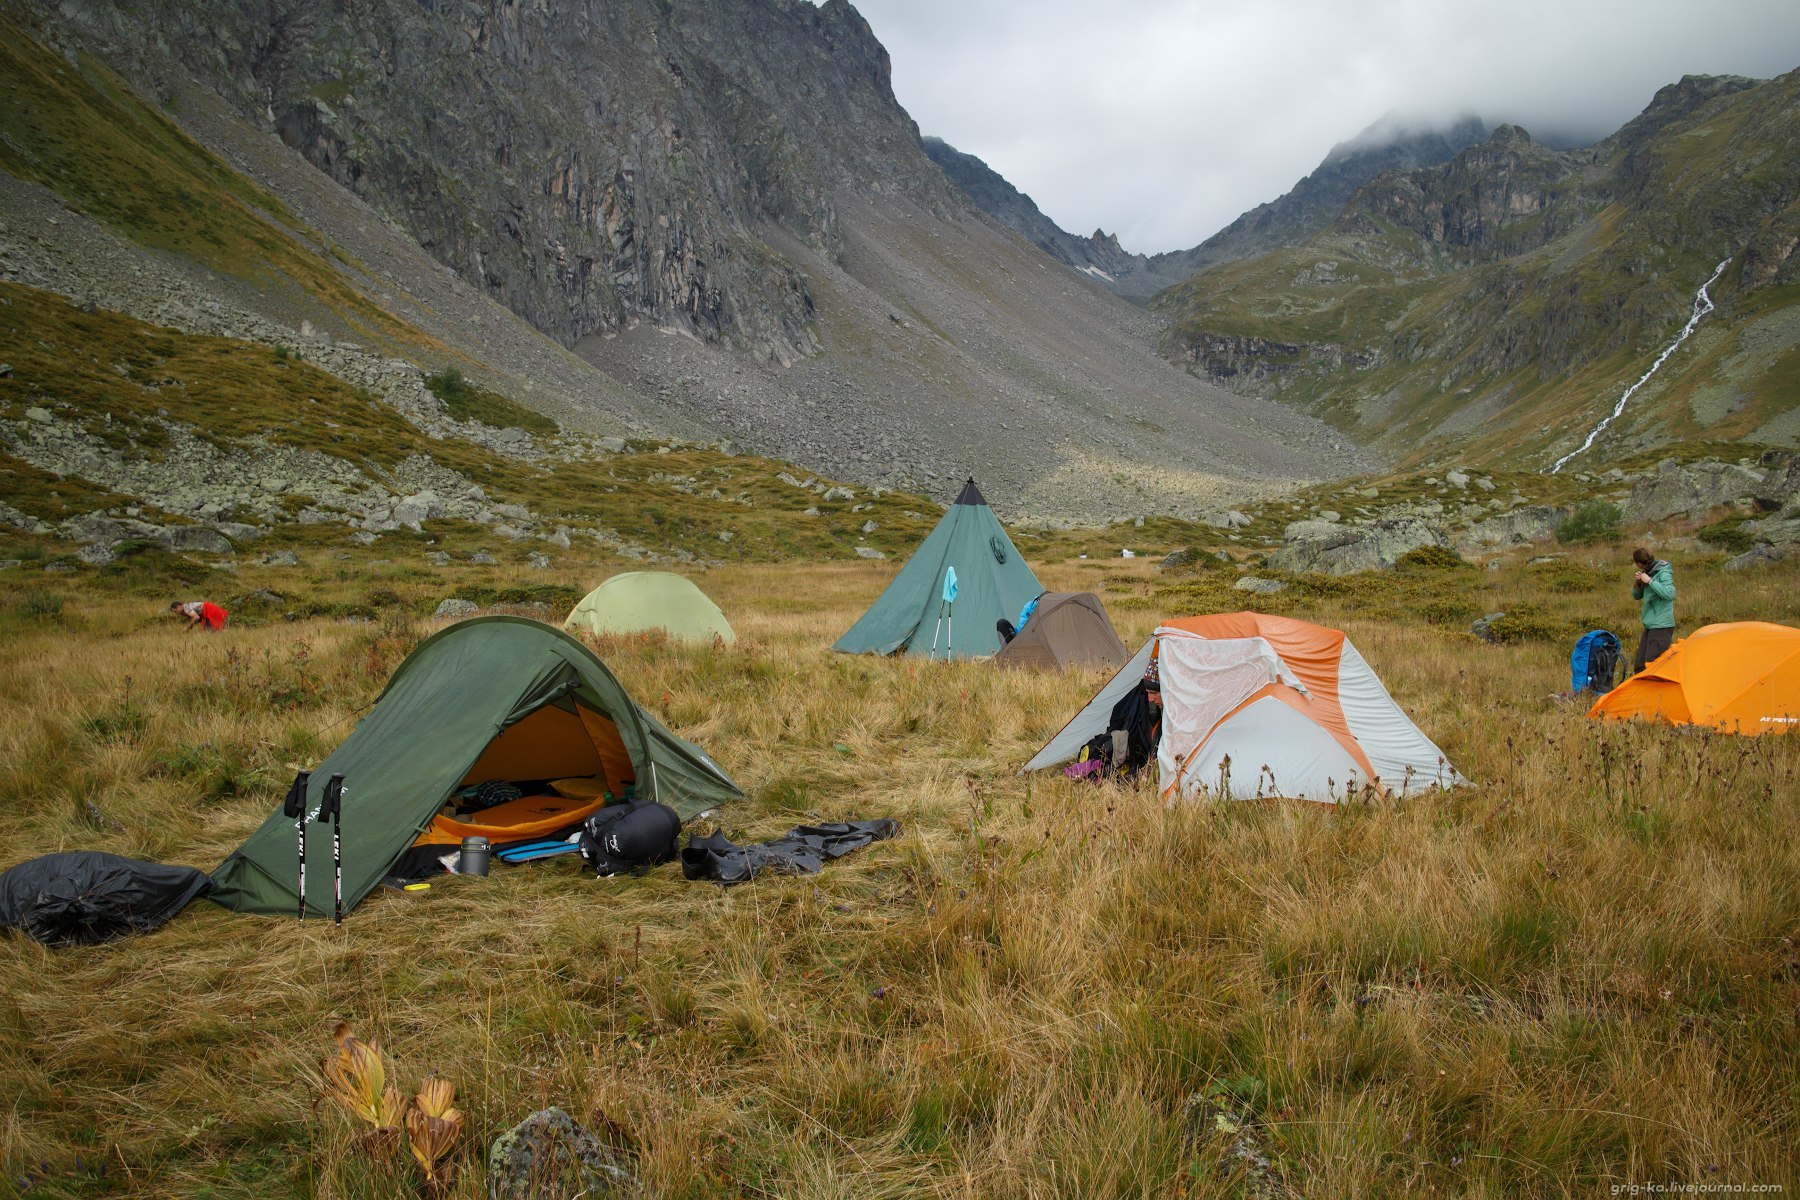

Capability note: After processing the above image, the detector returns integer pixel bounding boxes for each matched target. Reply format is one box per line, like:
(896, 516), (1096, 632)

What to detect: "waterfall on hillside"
(1548, 255), (1732, 474)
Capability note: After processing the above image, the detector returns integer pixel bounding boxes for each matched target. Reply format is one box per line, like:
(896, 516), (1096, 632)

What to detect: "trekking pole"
(322, 773), (346, 926)
(928, 600), (945, 660)
(281, 770), (311, 922)
(946, 601), (953, 658)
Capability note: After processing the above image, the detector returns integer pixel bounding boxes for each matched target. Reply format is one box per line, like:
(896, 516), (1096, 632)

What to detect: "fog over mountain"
(848, 0), (1800, 252)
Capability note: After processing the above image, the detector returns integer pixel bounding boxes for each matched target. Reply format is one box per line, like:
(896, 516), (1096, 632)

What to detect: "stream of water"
(1548, 255), (1732, 474)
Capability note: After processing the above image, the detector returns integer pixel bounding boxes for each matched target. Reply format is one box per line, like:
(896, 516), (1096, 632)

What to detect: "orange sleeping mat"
(412, 793), (607, 848)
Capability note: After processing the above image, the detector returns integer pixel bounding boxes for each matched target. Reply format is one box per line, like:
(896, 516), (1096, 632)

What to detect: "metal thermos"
(458, 836), (491, 877)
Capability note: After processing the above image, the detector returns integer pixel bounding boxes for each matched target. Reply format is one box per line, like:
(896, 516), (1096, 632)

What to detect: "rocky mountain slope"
(1155, 72), (1800, 471)
(926, 115), (1487, 302)
(2, 0), (1369, 526)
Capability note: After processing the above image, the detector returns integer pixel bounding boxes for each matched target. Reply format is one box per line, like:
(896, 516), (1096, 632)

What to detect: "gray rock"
(1233, 576), (1287, 595)
(391, 491), (444, 530)
(1270, 516), (1449, 575)
(45, 561), (77, 572)
(545, 526), (572, 550)
(487, 1107), (643, 1200)
(296, 507), (336, 525)
(1318, 510), (1340, 522)
(1457, 505), (1570, 552)
(854, 546), (885, 559)
(261, 550), (300, 566)
(527, 552), (552, 569)
(433, 598), (481, 620)
(1474, 477), (1497, 492)
(1750, 452), (1800, 511)
(1159, 548), (1193, 570)
(1446, 469), (1470, 489)
(777, 472), (805, 488)
(802, 506), (820, 517)
(861, 520), (878, 534)
(214, 522), (261, 542)
(76, 542), (116, 566)
(716, 530), (734, 542)
(1358, 487), (1380, 499)
(1624, 458), (1765, 523)
(164, 525), (235, 555)
(0, 560), (20, 570)
(1723, 544), (1786, 571)
(348, 531), (379, 546)
(1470, 612), (1508, 643)
(1203, 510), (1253, 530)
(1740, 505), (1800, 546)
(596, 436), (627, 453)
(493, 503), (533, 522)
(821, 486), (855, 502)
(424, 550), (451, 566)
(471, 551), (498, 565)
(25, 406), (52, 424)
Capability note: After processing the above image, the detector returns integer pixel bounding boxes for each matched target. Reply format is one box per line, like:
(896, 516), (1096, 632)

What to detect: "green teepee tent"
(210, 617), (741, 917)
(565, 571), (735, 643)
(833, 479), (1043, 659)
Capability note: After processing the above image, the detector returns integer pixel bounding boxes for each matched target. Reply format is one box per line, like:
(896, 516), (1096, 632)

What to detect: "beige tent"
(995, 592), (1129, 671)
(565, 572), (735, 644)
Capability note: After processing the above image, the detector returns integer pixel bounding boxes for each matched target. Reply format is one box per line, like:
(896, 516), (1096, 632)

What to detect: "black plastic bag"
(0, 852), (213, 946)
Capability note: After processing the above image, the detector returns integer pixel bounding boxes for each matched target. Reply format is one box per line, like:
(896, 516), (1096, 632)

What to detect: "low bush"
(1555, 501), (1622, 544)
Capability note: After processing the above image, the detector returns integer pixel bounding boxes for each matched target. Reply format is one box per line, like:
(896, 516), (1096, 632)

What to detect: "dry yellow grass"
(0, 544), (1797, 1198)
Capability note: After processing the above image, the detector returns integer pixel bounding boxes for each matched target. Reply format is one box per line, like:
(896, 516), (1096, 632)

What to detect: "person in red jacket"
(169, 600), (228, 632)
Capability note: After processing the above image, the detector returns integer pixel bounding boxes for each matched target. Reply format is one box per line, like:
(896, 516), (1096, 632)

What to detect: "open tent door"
(209, 617), (742, 918)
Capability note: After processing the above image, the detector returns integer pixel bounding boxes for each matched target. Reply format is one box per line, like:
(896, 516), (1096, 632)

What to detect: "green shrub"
(1396, 544), (1469, 571)
(1555, 501), (1621, 544)
(1694, 517), (1755, 555)
(19, 589), (64, 620)
(425, 366), (558, 437)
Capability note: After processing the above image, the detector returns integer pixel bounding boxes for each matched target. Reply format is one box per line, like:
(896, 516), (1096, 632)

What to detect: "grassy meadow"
(0, 538), (1798, 1198)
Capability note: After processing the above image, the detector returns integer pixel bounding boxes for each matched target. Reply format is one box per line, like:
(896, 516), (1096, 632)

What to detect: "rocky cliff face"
(1155, 72), (1800, 469)
(5, 2), (1371, 520)
(54, 0), (957, 365)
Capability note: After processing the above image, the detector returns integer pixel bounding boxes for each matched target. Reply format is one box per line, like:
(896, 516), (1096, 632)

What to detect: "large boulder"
(487, 1107), (643, 1200)
(1233, 576), (1287, 595)
(391, 492), (445, 530)
(1623, 459), (1764, 523)
(1457, 505), (1570, 552)
(1748, 451), (1800, 511)
(163, 525), (236, 555)
(1270, 516), (1450, 576)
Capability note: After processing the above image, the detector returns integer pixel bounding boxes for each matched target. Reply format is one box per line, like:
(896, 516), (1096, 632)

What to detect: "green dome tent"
(564, 572), (735, 644)
(833, 479), (1043, 659)
(210, 617), (742, 918)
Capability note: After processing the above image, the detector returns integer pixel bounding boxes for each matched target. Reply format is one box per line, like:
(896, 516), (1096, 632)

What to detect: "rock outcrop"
(1270, 515), (1450, 575)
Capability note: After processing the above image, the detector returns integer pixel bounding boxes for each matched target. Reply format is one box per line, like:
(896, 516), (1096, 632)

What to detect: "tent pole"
(281, 769), (310, 922)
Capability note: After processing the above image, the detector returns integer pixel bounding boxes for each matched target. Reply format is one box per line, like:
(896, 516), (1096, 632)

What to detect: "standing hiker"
(1628, 547), (1675, 673)
(169, 600), (228, 632)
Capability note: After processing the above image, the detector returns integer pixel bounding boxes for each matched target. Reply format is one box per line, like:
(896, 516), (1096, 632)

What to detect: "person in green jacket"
(1629, 547), (1676, 672)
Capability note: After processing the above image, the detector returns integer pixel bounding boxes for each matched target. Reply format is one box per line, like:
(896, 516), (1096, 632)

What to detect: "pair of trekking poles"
(281, 770), (346, 925)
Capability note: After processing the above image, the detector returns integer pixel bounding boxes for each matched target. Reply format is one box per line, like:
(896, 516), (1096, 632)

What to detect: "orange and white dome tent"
(1023, 612), (1463, 802)
(1587, 621), (1800, 735)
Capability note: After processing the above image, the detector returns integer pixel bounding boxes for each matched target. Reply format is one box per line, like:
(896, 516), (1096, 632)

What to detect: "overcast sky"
(844, 0), (1800, 254)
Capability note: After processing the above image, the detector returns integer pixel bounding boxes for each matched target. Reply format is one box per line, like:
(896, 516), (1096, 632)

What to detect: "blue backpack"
(1571, 630), (1623, 695)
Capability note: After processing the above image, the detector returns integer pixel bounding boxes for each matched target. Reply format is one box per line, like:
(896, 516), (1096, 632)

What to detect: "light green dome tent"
(564, 572), (736, 644)
(210, 617), (741, 918)
(834, 479), (1044, 659)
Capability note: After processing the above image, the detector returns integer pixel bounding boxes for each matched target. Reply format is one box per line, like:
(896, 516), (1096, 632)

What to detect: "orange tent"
(1588, 622), (1800, 735)
(1024, 611), (1463, 801)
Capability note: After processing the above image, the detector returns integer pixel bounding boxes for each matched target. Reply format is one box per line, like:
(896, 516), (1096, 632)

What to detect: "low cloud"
(848, 0), (1800, 253)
